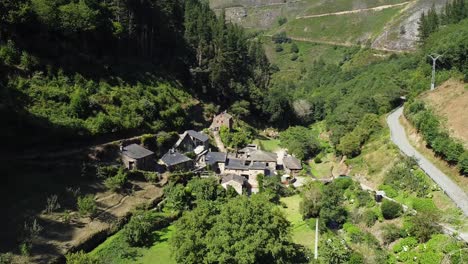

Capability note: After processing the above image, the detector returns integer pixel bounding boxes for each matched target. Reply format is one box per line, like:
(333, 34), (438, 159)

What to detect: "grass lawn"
(280, 195), (316, 250)
(89, 225), (176, 264)
(137, 226), (176, 264)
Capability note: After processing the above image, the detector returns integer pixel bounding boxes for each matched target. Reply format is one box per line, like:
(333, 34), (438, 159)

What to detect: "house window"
(266, 163), (269, 167)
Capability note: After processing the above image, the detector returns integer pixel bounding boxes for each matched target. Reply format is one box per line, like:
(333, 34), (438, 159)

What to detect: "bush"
(96, 165), (119, 179)
(381, 200), (402, 219)
(141, 134), (157, 151)
(275, 44), (283, 52)
(382, 224), (401, 245)
(143, 171), (159, 183)
(459, 151), (468, 175)
(290, 43), (299, 53)
(378, 184), (398, 198)
(349, 252), (365, 264)
(77, 195), (97, 217)
(123, 211), (163, 246)
(278, 17), (287, 26)
(104, 169), (127, 192)
(0, 40), (19, 65)
(314, 156), (322, 163)
(65, 251), (101, 264)
(290, 53), (298, 61)
(362, 210), (377, 227)
(411, 198), (437, 214)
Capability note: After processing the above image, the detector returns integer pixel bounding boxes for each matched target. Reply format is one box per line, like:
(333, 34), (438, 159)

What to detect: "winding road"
(387, 107), (468, 216)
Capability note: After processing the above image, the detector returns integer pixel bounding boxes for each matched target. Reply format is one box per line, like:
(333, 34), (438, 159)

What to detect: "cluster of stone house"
(120, 112), (302, 195)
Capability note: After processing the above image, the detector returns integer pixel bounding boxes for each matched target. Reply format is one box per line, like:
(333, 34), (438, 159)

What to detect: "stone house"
(121, 144), (155, 171)
(223, 158), (267, 193)
(174, 130), (209, 153)
(221, 174), (245, 195)
(210, 111), (233, 131)
(283, 155), (302, 176)
(205, 152), (227, 174)
(160, 150), (193, 172)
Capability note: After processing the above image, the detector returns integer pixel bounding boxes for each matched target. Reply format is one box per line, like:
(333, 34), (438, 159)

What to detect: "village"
(119, 111), (303, 195)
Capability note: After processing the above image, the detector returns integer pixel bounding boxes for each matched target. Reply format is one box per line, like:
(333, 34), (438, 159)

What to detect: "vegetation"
(406, 101), (467, 174)
(77, 194), (97, 217)
(279, 126), (321, 160)
(381, 199), (402, 220)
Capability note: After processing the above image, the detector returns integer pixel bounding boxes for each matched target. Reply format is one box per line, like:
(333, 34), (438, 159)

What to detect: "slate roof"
(161, 151), (192, 166)
(122, 144), (154, 159)
(225, 158), (266, 170)
(221, 174), (245, 185)
(248, 150), (277, 162)
(283, 156), (302, 170)
(206, 152), (227, 165)
(187, 130), (209, 142)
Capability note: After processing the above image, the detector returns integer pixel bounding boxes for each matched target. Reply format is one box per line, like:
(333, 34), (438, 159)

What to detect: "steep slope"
(210, 0), (448, 51)
(421, 79), (468, 148)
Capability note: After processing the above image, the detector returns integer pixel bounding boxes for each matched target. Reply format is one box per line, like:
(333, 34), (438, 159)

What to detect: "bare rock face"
(372, 0), (446, 51)
(225, 7), (248, 23)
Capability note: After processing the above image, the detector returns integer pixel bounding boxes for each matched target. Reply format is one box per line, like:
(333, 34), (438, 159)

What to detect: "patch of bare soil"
(421, 79), (468, 148)
(29, 180), (164, 264)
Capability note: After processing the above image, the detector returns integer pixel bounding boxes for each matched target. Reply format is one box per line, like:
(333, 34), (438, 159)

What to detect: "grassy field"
(279, 195), (316, 251)
(89, 225), (176, 264)
(254, 138), (281, 152)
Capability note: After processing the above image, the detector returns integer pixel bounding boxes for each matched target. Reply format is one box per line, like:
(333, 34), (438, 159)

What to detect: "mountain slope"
(210, 0), (448, 51)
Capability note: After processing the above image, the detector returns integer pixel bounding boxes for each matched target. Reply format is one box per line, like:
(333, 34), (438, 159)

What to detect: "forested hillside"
(0, 0), (270, 150)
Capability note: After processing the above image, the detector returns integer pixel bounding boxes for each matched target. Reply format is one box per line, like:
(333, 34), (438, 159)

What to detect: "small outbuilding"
(205, 152), (227, 174)
(283, 155), (302, 176)
(210, 111), (233, 131)
(161, 150), (193, 172)
(221, 174), (245, 195)
(121, 144), (155, 171)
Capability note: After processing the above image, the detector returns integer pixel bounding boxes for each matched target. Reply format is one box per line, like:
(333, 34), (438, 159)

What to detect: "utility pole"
(314, 218), (319, 260)
(428, 54), (442, 90)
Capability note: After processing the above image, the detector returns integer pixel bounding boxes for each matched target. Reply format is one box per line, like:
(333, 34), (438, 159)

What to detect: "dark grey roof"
(248, 150), (277, 162)
(161, 151), (192, 166)
(187, 130), (209, 142)
(225, 158), (266, 170)
(221, 174), (245, 185)
(283, 156), (302, 170)
(206, 152), (227, 165)
(122, 144), (154, 159)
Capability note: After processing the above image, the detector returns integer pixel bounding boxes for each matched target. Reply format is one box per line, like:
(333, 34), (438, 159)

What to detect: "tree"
(230, 100), (250, 119)
(381, 224), (401, 245)
(187, 177), (224, 202)
(279, 126), (321, 160)
(103, 168), (127, 192)
(77, 195), (97, 217)
(171, 195), (301, 264)
(164, 182), (192, 211)
(381, 199), (402, 219)
(123, 211), (158, 246)
(337, 132), (361, 157)
(300, 181), (323, 218)
(320, 182), (347, 229)
(293, 99), (312, 122)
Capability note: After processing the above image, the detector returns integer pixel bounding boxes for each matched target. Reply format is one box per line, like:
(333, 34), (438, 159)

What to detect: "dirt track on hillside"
(295, 1), (410, 19)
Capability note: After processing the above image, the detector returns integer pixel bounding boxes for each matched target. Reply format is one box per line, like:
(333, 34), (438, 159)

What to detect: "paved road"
(387, 107), (468, 216)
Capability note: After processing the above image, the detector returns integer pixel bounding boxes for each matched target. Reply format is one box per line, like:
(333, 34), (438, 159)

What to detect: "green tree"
(290, 43), (299, 53)
(279, 126), (321, 160)
(320, 234), (351, 264)
(300, 181), (323, 218)
(381, 199), (402, 219)
(164, 182), (191, 211)
(123, 211), (158, 246)
(171, 195), (301, 264)
(187, 177), (224, 202)
(409, 212), (442, 242)
(459, 151), (468, 175)
(77, 195), (97, 217)
(103, 168), (127, 192)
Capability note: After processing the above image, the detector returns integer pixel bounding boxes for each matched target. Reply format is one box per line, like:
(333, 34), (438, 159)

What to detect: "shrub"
(143, 171), (159, 183)
(141, 134), (157, 151)
(96, 165), (119, 179)
(275, 44), (283, 52)
(77, 195), (97, 217)
(123, 211), (155, 246)
(0, 40), (19, 65)
(349, 252), (365, 264)
(378, 184), (398, 198)
(382, 224), (401, 245)
(392, 237), (418, 253)
(278, 17), (287, 26)
(290, 53), (298, 61)
(104, 169), (127, 192)
(381, 200), (402, 219)
(290, 43), (299, 53)
(314, 156), (322, 163)
(459, 151), (468, 175)
(65, 251), (101, 264)
(411, 198), (437, 214)
(362, 210), (377, 227)
(0, 253), (13, 264)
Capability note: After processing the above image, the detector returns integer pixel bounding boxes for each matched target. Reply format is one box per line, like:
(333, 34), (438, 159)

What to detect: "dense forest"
(0, 0), (270, 149)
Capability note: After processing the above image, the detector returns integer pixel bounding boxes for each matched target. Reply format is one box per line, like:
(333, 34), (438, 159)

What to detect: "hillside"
(210, 0), (448, 51)
(421, 79), (468, 148)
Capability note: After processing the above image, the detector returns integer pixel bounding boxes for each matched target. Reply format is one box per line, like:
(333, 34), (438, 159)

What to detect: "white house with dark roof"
(174, 130), (209, 153)
(121, 144), (154, 171)
(205, 152), (227, 173)
(223, 158), (267, 193)
(160, 150), (193, 172)
(221, 174), (245, 195)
